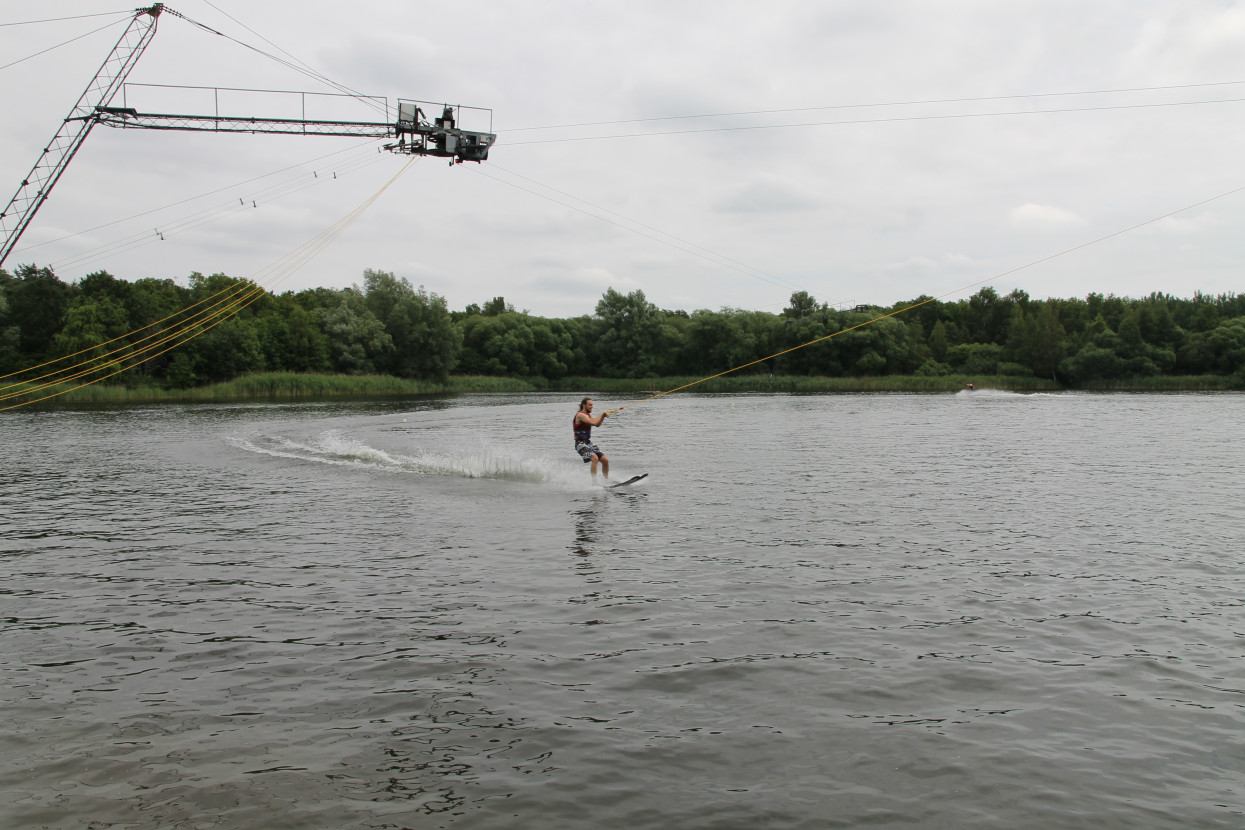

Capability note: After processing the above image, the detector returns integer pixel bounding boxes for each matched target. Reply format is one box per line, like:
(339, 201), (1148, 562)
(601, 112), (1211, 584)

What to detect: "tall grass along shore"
(20, 371), (1240, 409)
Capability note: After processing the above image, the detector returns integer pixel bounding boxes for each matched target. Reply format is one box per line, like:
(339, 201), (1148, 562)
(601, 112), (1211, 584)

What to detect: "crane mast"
(0, 5), (496, 270)
(0, 5), (165, 268)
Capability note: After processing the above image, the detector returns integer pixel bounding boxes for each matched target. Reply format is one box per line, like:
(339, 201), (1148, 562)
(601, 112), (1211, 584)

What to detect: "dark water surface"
(2, 391), (1243, 829)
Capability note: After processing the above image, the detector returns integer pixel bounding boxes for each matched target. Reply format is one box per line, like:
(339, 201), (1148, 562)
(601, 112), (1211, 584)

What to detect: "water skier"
(573, 397), (610, 483)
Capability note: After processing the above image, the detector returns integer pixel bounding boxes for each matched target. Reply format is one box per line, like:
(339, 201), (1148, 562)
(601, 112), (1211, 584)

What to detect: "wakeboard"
(608, 473), (648, 488)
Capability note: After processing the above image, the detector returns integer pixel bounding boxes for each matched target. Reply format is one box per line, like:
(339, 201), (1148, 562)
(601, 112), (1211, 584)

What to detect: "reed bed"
(546, 374), (1062, 394)
(11, 371), (1238, 409)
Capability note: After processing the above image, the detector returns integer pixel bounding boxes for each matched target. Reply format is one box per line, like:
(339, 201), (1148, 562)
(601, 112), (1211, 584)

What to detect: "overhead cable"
(606, 182), (1245, 414)
(506, 80), (1245, 132)
(0, 16), (128, 72)
(473, 163), (809, 297)
(503, 97), (1245, 145)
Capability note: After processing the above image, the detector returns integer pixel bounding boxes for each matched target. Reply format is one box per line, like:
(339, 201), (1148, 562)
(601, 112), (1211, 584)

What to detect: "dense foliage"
(2, 264), (1244, 389)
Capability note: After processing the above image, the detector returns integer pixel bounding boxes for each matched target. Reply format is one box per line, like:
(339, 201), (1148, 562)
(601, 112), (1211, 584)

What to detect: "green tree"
(1007, 302), (1066, 380)
(457, 312), (576, 378)
(126, 277), (191, 379)
(186, 317), (265, 383)
(164, 352), (198, 389)
(78, 270), (132, 306)
(946, 343), (1003, 375)
(0, 275), (21, 374)
(1176, 331), (1215, 374)
(1205, 318), (1245, 374)
(528, 317), (577, 378)
(1117, 309), (1145, 359)
(1138, 295), (1182, 351)
(963, 286), (1012, 344)
(895, 295), (942, 343)
(482, 296), (514, 316)
(854, 349), (886, 375)
(1060, 345), (1124, 383)
(257, 298), (331, 373)
(783, 290), (822, 319)
(928, 319), (949, 362)
(361, 269), (459, 380)
(50, 295), (131, 369)
(593, 288), (671, 378)
(127, 277), (187, 328)
(680, 308), (778, 377)
(459, 313), (538, 375)
(780, 311), (839, 375)
(318, 290), (393, 375)
(7, 264), (75, 361)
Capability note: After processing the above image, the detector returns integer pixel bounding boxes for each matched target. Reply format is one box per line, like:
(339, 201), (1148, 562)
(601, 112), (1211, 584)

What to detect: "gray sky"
(3, 1), (1244, 318)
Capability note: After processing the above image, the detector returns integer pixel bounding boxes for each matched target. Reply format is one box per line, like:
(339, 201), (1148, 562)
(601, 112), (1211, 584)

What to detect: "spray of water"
(229, 430), (590, 487)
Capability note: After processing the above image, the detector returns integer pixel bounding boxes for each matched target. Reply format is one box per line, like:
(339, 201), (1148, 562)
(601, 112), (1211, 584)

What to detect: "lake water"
(2, 390), (1243, 829)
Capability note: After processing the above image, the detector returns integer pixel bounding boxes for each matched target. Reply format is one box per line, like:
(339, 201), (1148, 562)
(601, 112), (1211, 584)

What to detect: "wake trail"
(229, 429), (591, 487)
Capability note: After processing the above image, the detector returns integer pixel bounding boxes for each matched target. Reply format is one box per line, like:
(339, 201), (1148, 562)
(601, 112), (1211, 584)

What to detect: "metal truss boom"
(95, 107), (396, 138)
(0, 6), (496, 270)
(0, 5), (165, 268)
(91, 101), (497, 163)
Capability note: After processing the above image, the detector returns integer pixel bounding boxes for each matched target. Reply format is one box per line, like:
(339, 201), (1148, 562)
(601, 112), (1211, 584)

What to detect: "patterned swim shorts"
(575, 440), (603, 462)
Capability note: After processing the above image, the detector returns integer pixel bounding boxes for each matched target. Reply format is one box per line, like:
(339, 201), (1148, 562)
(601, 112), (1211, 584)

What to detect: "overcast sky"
(3, 1), (1244, 318)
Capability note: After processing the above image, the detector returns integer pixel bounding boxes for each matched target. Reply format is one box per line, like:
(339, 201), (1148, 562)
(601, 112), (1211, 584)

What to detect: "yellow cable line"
(2, 215), (346, 399)
(1, 280), (261, 394)
(606, 182), (1245, 415)
(4, 171), (404, 404)
(2, 158), (417, 411)
(2, 183), (396, 407)
(0, 275), (262, 386)
(0, 185), (375, 393)
(1, 279), (273, 401)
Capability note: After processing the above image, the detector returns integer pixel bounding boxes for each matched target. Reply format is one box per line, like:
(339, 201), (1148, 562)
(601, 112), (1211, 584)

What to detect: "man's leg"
(600, 454), (609, 480)
(589, 455), (599, 482)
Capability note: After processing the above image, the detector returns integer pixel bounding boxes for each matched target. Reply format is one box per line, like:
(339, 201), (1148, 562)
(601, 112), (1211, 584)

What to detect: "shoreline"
(5, 371), (1241, 408)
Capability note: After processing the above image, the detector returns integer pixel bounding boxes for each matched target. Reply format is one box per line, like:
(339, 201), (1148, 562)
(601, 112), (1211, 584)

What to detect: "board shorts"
(575, 440), (603, 462)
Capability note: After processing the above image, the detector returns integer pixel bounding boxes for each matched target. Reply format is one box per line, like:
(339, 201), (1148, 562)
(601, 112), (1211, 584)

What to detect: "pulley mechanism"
(388, 101), (495, 163)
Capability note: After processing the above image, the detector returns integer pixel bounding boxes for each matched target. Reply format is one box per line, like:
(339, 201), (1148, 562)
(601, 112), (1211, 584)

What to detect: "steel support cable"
(505, 80), (1245, 132)
(0, 11), (134, 27)
(2, 282), (276, 408)
(3, 155), (416, 401)
(476, 163), (808, 296)
(0, 15), (130, 72)
(468, 166), (808, 297)
(2, 192), (378, 400)
(1, 157), (417, 409)
(1, 7), (162, 269)
(42, 150), (388, 272)
(604, 182), (1245, 416)
(13, 141), (380, 257)
(25, 149), (386, 269)
(161, 7), (389, 119)
(1, 167), (403, 406)
(48, 153), (381, 264)
(196, 0), (387, 119)
(502, 96), (1245, 146)
(1, 279), (254, 392)
(0, 190), (369, 391)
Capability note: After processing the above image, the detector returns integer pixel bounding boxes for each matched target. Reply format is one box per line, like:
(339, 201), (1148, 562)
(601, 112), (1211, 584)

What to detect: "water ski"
(608, 473), (648, 488)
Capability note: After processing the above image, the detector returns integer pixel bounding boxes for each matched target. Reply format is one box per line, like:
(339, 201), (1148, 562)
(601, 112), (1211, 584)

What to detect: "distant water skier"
(573, 397), (610, 483)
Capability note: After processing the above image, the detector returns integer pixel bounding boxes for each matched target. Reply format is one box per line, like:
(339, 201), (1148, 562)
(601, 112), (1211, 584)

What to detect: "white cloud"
(882, 255), (939, 273)
(3, 0), (1243, 314)
(714, 178), (821, 213)
(1010, 203), (1085, 230)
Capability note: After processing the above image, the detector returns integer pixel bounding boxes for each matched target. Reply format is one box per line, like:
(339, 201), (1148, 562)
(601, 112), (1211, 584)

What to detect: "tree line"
(2, 263), (1244, 388)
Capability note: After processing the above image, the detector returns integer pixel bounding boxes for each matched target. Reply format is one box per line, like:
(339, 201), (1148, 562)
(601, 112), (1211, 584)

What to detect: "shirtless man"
(573, 397), (610, 483)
